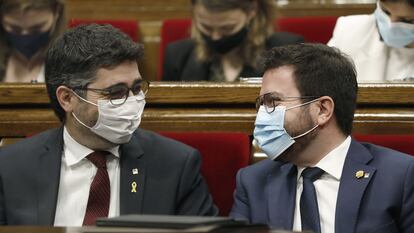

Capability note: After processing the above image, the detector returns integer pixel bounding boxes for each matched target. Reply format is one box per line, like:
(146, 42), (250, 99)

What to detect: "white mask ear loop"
(292, 124), (319, 139)
(71, 90), (98, 107)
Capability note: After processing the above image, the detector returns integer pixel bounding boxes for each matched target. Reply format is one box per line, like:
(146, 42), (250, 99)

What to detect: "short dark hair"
(260, 43), (358, 135)
(381, 0), (414, 7)
(45, 24), (144, 122)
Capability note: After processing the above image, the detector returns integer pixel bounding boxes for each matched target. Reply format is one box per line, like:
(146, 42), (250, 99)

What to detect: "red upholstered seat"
(353, 134), (414, 156)
(159, 132), (251, 216)
(68, 19), (139, 42)
(158, 18), (192, 80)
(275, 16), (338, 44)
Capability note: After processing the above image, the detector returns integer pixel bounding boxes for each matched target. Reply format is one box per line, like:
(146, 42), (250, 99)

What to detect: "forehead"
(260, 66), (300, 97)
(2, 8), (54, 27)
(193, 4), (247, 26)
(91, 60), (141, 88)
(380, 1), (414, 17)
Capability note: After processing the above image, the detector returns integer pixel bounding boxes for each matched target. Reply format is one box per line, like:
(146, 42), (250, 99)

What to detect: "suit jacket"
(230, 139), (414, 233)
(0, 127), (218, 225)
(162, 32), (304, 81)
(328, 14), (414, 82)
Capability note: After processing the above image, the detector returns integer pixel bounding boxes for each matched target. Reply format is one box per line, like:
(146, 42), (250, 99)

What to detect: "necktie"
(300, 167), (324, 233)
(83, 151), (110, 226)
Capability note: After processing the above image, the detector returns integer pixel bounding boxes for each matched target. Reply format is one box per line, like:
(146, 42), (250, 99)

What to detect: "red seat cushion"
(68, 19), (139, 42)
(353, 134), (414, 156)
(159, 132), (251, 216)
(275, 16), (338, 44)
(158, 19), (192, 80)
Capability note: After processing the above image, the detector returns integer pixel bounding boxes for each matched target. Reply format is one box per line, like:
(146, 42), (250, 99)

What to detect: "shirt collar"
(314, 136), (351, 180)
(63, 127), (120, 167)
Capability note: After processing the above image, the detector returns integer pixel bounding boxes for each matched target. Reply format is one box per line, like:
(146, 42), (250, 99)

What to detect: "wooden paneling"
(65, 0), (377, 81)
(0, 83), (413, 139)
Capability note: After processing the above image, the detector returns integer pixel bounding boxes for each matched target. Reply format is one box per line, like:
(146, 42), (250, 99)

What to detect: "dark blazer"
(230, 139), (414, 233)
(0, 127), (218, 225)
(162, 32), (304, 81)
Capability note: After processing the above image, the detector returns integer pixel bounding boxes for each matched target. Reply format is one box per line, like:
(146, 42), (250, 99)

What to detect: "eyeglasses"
(73, 79), (150, 106)
(255, 92), (320, 113)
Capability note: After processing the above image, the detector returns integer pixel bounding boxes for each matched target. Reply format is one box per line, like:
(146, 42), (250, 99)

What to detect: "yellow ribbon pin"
(131, 182), (137, 193)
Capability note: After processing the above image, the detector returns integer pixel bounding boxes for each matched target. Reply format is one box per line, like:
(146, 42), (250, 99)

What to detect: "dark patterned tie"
(83, 151), (110, 226)
(300, 167), (324, 233)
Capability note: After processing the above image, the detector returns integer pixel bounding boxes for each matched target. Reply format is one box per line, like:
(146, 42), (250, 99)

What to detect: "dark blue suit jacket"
(0, 127), (218, 225)
(230, 139), (414, 233)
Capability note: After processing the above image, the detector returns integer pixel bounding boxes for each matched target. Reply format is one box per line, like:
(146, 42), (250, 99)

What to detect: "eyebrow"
(6, 20), (49, 31)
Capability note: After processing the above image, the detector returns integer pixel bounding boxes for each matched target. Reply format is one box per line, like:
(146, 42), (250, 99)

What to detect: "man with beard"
(0, 24), (217, 226)
(230, 44), (414, 233)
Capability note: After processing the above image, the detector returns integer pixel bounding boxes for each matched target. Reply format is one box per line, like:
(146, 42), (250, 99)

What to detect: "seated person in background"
(162, 0), (304, 82)
(328, 0), (414, 82)
(0, 0), (65, 83)
(0, 24), (217, 226)
(230, 44), (414, 233)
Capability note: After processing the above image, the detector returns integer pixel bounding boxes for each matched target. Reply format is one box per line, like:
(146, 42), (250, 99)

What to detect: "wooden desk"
(0, 82), (413, 139)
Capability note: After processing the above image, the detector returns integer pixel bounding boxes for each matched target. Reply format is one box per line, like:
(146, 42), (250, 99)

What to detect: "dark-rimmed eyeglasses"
(73, 79), (150, 106)
(255, 93), (320, 113)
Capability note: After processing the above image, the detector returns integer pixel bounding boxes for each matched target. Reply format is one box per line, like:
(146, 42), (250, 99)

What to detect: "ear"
(314, 96), (334, 127)
(56, 86), (77, 114)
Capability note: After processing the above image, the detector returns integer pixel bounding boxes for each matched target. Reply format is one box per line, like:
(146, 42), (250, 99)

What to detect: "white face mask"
(72, 91), (146, 144)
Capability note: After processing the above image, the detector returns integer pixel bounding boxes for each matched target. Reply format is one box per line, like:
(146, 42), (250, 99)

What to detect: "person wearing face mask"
(0, 24), (218, 226)
(230, 44), (414, 233)
(328, 0), (414, 82)
(162, 0), (304, 82)
(0, 0), (66, 83)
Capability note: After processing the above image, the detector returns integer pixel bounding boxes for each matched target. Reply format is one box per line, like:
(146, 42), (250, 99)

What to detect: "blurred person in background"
(329, 0), (414, 82)
(0, 0), (65, 83)
(162, 0), (304, 82)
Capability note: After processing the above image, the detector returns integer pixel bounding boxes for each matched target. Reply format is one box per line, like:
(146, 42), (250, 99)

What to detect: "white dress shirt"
(292, 136), (351, 233)
(54, 127), (120, 226)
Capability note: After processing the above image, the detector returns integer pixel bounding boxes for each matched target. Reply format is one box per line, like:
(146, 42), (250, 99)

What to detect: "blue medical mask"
(253, 99), (319, 160)
(374, 3), (414, 48)
(6, 30), (50, 59)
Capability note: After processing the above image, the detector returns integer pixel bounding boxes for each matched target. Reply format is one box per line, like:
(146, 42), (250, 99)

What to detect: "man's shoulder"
(0, 128), (60, 156)
(239, 159), (282, 177)
(359, 141), (414, 167)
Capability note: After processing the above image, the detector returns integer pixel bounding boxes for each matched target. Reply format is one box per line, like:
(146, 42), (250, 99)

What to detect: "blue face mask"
(6, 30), (50, 59)
(253, 100), (319, 160)
(374, 3), (414, 48)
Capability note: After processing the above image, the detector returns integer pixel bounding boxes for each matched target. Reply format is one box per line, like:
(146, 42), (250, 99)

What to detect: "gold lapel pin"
(131, 182), (137, 193)
(355, 170), (365, 179)
(132, 168), (139, 175)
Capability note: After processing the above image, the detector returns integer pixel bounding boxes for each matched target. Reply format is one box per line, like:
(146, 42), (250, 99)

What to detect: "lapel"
(266, 162), (297, 230)
(181, 51), (209, 81)
(335, 139), (376, 233)
(119, 132), (145, 214)
(36, 127), (64, 225)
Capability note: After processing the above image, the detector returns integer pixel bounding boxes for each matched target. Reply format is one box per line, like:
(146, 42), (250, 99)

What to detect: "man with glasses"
(230, 44), (414, 233)
(0, 24), (217, 226)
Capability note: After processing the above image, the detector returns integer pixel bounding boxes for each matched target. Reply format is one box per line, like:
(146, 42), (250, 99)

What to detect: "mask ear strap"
(292, 124), (319, 139)
(71, 90), (98, 107)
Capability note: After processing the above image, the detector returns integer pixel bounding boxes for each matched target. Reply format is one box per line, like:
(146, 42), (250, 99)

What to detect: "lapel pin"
(132, 168), (139, 175)
(131, 181), (137, 193)
(364, 173), (370, 178)
(355, 170), (365, 179)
